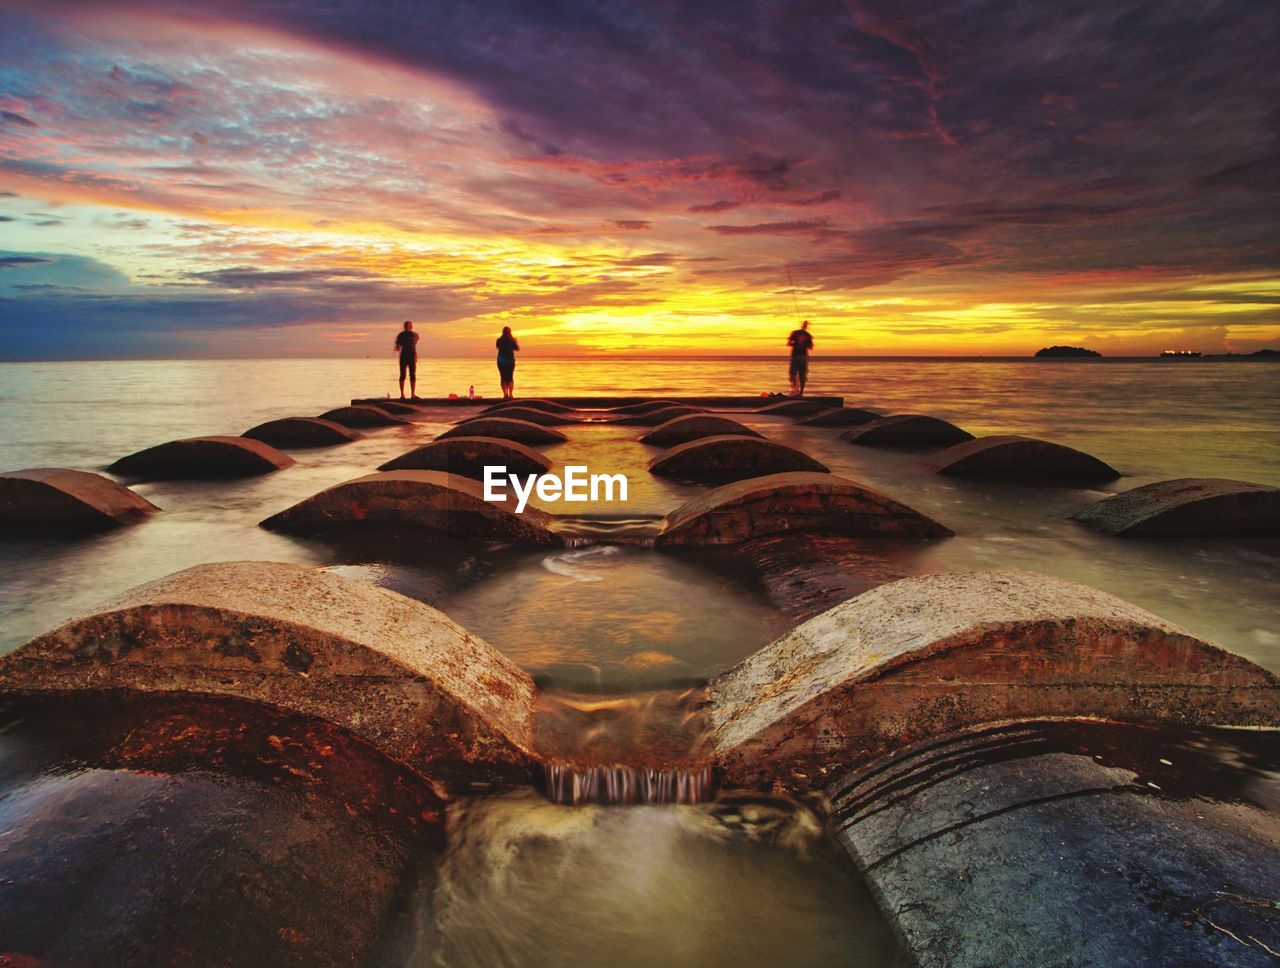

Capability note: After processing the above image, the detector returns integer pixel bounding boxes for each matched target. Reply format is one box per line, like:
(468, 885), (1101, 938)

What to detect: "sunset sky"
(1, 0), (1277, 358)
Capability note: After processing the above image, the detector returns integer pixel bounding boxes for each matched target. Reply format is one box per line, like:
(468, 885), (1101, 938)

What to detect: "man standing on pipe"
(394, 320), (419, 400)
(787, 320), (814, 396)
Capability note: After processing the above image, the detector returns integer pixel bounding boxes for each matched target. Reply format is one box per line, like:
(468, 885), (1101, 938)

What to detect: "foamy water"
(380, 789), (905, 967)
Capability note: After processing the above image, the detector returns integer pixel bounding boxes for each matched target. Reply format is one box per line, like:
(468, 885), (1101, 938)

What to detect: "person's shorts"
(399, 353), (416, 380)
(789, 356), (809, 379)
(497, 359), (515, 382)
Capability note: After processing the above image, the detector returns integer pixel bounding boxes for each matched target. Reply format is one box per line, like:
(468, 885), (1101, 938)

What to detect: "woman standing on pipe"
(496, 326), (520, 399)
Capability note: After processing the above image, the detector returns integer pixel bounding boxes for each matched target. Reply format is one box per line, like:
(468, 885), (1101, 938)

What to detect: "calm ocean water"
(1, 357), (1277, 676)
(2, 356), (1277, 483)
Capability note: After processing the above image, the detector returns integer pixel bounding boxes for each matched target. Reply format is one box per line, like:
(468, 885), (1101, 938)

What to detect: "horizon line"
(2, 353), (1276, 364)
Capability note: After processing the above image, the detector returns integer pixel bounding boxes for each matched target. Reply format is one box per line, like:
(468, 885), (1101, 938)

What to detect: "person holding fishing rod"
(787, 320), (814, 396)
(783, 268), (814, 396)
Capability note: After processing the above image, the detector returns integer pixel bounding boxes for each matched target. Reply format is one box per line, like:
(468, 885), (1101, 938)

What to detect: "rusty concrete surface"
(656, 472), (952, 545)
(317, 405), (409, 427)
(829, 722), (1280, 967)
(437, 417), (568, 444)
(648, 435), (830, 482)
(457, 405), (579, 427)
(710, 571), (1280, 791)
(755, 399), (832, 417)
(842, 414), (974, 449)
(1074, 477), (1280, 536)
(354, 396), (843, 409)
(379, 436), (553, 478)
(926, 433), (1121, 483)
(609, 404), (708, 426)
(798, 407), (883, 427)
(481, 398), (577, 414)
(0, 693), (442, 966)
(369, 400), (424, 415)
(639, 415), (763, 447)
(260, 470), (561, 544)
(604, 399), (690, 414)
(0, 467), (159, 531)
(691, 533), (913, 620)
(242, 416), (363, 448)
(107, 435), (295, 479)
(0, 561), (539, 791)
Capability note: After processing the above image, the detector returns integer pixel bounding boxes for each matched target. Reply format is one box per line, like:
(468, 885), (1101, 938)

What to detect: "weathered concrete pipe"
(648, 435), (829, 482)
(242, 416), (363, 448)
(1074, 477), (1280, 536)
(317, 405), (408, 427)
(457, 406), (579, 426)
(0, 561), (539, 793)
(926, 433), (1121, 484)
(828, 721), (1280, 966)
(261, 470), (561, 544)
(437, 417), (568, 444)
(0, 693), (443, 966)
(379, 436), (553, 478)
(657, 472), (951, 544)
(108, 436), (295, 479)
(639, 414), (763, 447)
(711, 571), (1280, 791)
(0, 467), (159, 531)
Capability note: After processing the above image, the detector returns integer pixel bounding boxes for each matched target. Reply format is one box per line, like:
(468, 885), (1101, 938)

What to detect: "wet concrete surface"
(0, 694), (443, 967)
(830, 721), (1280, 967)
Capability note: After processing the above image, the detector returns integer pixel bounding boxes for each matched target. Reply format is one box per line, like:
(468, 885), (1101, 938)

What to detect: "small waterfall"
(542, 763), (714, 806)
(550, 515), (663, 548)
(560, 533), (657, 549)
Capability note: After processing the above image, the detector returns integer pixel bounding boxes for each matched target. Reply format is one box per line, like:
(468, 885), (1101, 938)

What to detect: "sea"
(1, 356), (1277, 676)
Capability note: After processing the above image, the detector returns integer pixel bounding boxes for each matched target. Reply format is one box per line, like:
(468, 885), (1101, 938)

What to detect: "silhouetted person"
(787, 320), (814, 396)
(496, 326), (519, 399)
(394, 321), (419, 399)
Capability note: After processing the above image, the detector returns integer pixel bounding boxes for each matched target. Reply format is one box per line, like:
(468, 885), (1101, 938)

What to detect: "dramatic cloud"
(0, 0), (1276, 357)
(707, 219), (830, 236)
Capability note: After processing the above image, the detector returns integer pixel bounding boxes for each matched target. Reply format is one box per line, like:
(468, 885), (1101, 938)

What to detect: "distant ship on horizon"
(1160, 349), (1202, 358)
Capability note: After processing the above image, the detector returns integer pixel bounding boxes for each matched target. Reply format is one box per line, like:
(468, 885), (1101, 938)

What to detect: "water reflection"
(339, 545), (792, 691)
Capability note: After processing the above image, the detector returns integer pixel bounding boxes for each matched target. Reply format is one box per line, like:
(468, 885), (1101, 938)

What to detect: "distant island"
(1035, 346), (1101, 358)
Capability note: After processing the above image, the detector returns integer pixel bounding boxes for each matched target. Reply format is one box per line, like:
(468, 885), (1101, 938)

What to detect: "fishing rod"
(786, 267), (801, 320)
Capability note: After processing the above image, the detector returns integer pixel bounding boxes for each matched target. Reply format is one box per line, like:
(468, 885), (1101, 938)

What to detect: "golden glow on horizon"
(7, 172), (1276, 354)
